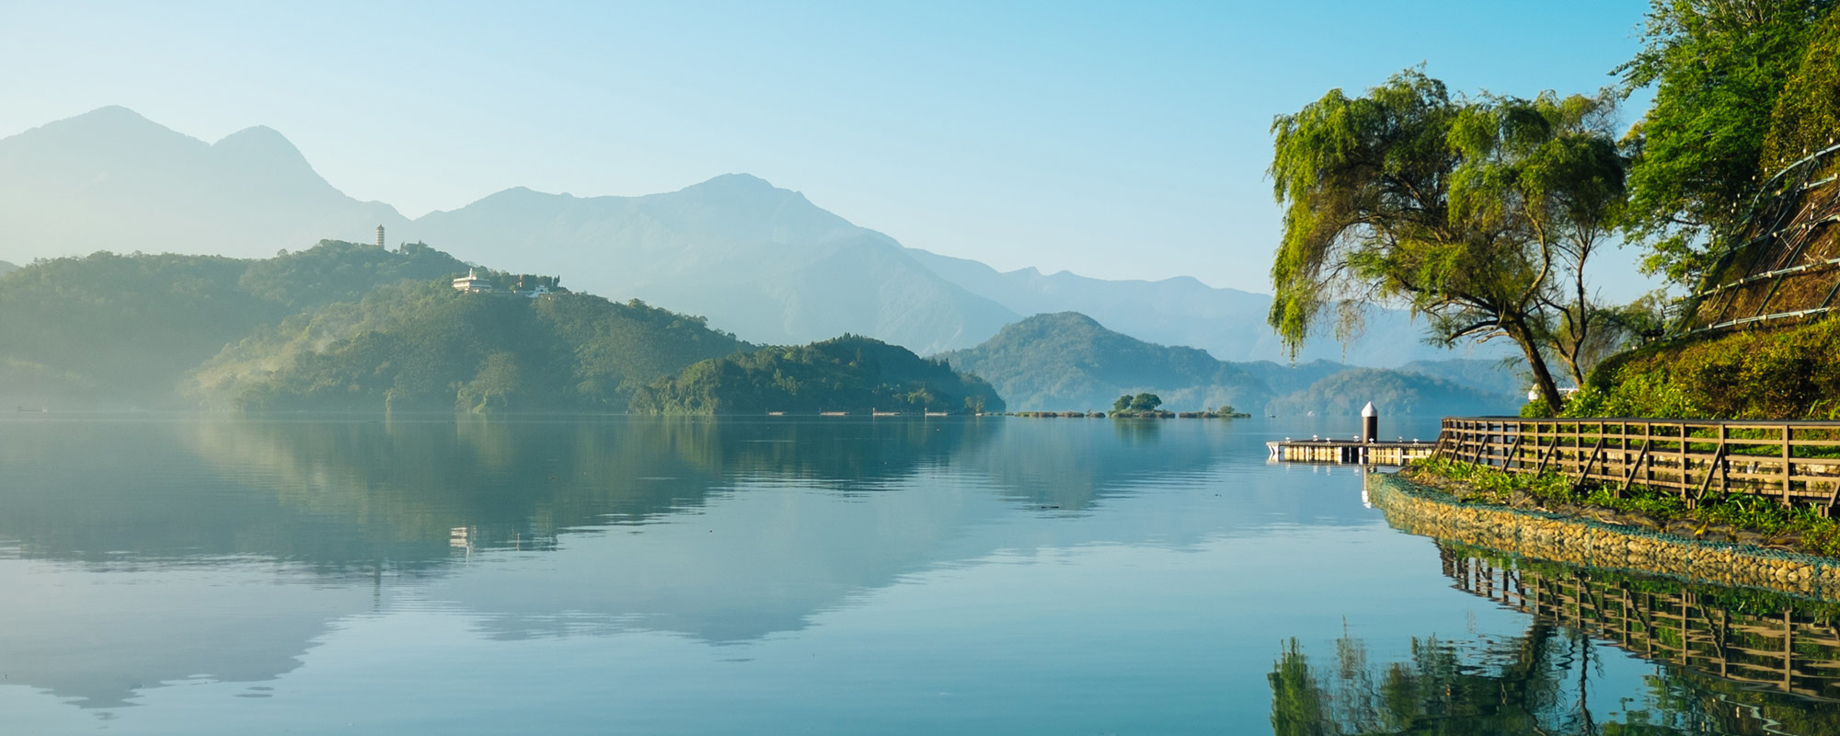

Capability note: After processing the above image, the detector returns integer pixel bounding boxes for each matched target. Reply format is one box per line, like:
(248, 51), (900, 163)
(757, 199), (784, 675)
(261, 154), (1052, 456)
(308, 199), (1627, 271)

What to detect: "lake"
(3, 414), (1837, 734)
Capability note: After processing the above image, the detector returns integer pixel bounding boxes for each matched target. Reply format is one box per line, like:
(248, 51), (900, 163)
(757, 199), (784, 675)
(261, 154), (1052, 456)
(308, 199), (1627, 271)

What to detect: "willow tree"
(1268, 70), (1627, 412)
(1453, 92), (1629, 388)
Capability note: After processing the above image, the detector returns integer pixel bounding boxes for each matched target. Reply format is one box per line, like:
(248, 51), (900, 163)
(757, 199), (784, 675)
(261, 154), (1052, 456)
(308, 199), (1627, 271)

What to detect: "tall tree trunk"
(1505, 316), (1564, 414)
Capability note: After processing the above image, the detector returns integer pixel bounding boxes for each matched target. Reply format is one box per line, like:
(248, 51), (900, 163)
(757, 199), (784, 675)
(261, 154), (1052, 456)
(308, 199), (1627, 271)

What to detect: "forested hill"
(938, 312), (1271, 412)
(631, 335), (1004, 415)
(193, 281), (750, 412)
(0, 240), (748, 411)
(939, 312), (1522, 415)
(0, 260), (16, 278)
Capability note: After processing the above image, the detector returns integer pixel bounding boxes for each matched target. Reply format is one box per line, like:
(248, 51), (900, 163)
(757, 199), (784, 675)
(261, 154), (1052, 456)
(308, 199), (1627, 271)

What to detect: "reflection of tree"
(1271, 629), (1588, 735)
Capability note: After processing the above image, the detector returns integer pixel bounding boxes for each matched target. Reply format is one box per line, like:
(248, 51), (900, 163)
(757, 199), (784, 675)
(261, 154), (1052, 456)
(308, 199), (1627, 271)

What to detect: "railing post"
(1783, 424), (1793, 507)
(1707, 425), (1722, 493)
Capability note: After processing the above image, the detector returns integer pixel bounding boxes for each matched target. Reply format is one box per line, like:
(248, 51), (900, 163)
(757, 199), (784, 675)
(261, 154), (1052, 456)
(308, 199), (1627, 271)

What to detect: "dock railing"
(1437, 417), (1840, 512)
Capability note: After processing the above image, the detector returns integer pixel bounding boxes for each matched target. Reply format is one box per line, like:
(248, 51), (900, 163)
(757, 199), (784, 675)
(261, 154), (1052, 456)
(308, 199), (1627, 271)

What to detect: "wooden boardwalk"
(1438, 417), (1840, 511)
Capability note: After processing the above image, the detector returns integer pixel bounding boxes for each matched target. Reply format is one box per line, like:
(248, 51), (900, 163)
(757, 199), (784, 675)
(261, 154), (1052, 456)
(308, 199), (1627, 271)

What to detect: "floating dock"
(1267, 439), (1438, 466)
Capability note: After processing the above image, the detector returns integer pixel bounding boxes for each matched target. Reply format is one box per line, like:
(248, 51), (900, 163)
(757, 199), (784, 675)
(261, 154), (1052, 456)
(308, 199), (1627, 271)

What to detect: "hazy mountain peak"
(1010, 311), (1103, 331)
(666, 173), (822, 214)
(683, 172), (780, 193)
(12, 106), (198, 152)
(0, 107), (409, 263)
(214, 125), (297, 154)
(212, 125), (320, 178)
(57, 105), (161, 129)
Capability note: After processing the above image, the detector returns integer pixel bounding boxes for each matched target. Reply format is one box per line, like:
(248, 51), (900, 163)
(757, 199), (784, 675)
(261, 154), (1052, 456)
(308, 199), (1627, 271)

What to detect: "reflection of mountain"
(0, 560), (375, 709)
(178, 416), (1001, 562)
(950, 418), (1211, 511)
(0, 417), (1006, 708)
(1276, 542), (1840, 734)
(0, 416), (1366, 712)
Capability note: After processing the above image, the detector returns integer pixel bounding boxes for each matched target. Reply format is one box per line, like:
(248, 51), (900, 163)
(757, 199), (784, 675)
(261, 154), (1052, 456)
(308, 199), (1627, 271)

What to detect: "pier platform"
(1267, 438), (1438, 466)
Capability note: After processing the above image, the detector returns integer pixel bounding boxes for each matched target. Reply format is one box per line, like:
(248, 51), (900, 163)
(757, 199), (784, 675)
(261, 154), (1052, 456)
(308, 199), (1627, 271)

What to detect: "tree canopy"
(1619, 0), (1838, 286)
(1268, 70), (1628, 412)
(628, 335), (1005, 415)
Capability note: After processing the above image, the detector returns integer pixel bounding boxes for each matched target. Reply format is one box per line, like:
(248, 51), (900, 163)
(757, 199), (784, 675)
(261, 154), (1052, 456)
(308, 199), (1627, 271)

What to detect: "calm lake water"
(3, 414), (1838, 734)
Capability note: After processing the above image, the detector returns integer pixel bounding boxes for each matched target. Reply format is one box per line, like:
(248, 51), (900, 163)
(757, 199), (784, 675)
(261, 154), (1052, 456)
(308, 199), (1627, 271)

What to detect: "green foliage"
(193, 283), (749, 412)
(1271, 632), (1581, 735)
(0, 241), (488, 408)
(1408, 457), (1840, 557)
(238, 239), (472, 310)
(1272, 588), (1840, 734)
(1568, 315), (1840, 420)
(629, 335), (1005, 415)
(0, 251), (288, 405)
(1762, 8), (1840, 172)
(0, 260), (16, 279)
(942, 313), (1524, 416)
(0, 240), (745, 412)
(1620, 0), (1835, 286)
(1269, 69), (1627, 411)
(0, 356), (96, 409)
(1105, 392), (1167, 417)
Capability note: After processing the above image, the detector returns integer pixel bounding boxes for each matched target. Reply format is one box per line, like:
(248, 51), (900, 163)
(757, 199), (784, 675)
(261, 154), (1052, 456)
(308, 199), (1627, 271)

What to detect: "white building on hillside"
(452, 269), (495, 293)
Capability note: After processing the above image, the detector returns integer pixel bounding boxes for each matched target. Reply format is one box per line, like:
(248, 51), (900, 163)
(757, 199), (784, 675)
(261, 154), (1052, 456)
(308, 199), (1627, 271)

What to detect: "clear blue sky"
(0, 0), (1656, 297)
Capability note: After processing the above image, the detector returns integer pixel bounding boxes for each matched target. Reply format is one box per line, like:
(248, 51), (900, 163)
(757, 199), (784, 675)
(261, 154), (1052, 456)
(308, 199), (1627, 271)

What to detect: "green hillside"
(938, 312), (1271, 412)
(0, 240), (747, 411)
(1567, 315), (1840, 421)
(940, 311), (1521, 416)
(0, 260), (16, 278)
(193, 283), (749, 412)
(0, 252), (286, 405)
(238, 239), (472, 310)
(631, 335), (1004, 415)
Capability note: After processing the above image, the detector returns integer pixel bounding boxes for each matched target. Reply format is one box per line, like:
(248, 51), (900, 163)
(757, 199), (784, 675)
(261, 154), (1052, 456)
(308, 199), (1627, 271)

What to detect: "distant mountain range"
(0, 106), (1507, 364)
(0, 106), (408, 260)
(942, 312), (1523, 415)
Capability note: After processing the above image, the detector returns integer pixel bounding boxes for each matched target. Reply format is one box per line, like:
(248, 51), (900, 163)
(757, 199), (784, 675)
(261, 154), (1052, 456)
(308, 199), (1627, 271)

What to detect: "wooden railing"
(1436, 417), (1840, 511)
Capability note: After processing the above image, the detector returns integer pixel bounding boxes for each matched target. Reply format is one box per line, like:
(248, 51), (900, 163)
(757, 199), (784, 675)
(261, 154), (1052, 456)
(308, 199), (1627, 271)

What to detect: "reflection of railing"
(1443, 545), (1840, 701)
(1437, 417), (1840, 510)
(1678, 143), (1840, 337)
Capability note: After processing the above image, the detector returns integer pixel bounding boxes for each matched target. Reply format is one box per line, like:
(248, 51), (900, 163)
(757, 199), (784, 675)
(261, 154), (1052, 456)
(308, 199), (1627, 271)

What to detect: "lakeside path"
(1368, 472), (1840, 602)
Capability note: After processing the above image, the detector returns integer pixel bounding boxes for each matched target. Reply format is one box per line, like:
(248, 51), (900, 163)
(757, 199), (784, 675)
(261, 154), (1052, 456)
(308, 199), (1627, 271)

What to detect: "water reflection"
(1272, 543), (1840, 734)
(0, 414), (1448, 730)
(0, 416), (996, 569)
(0, 415), (1282, 712)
